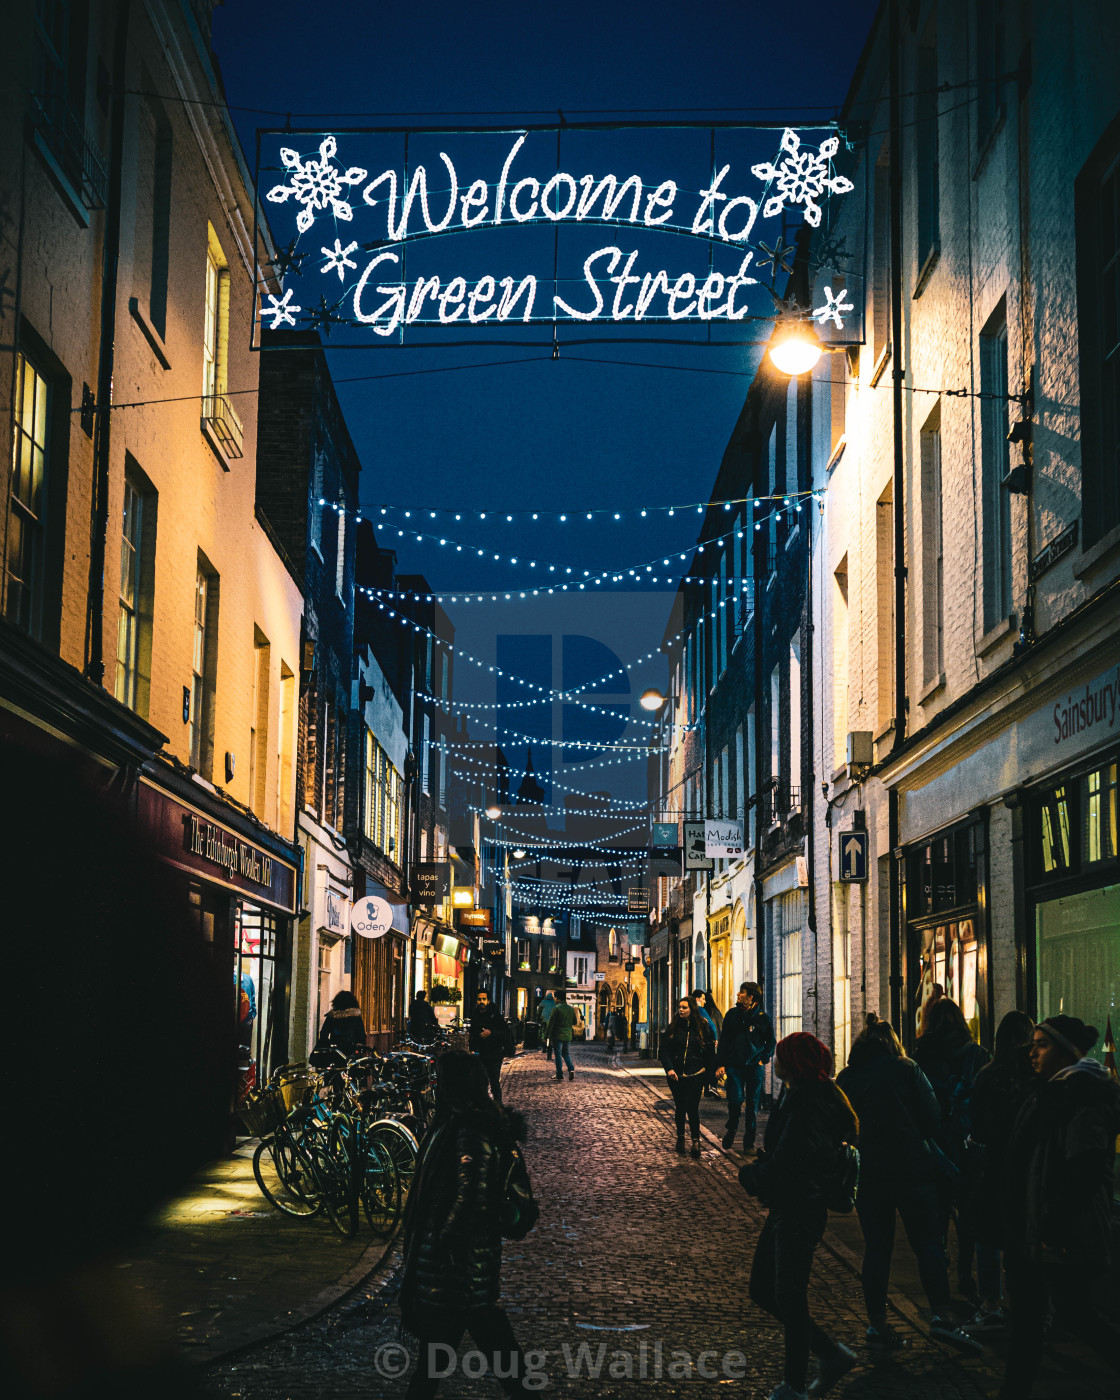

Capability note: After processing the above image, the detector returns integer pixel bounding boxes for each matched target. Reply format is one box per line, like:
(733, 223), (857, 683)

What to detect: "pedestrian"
(313, 989), (367, 1060)
(399, 1051), (533, 1398)
(740, 1032), (859, 1400)
(468, 990), (513, 1105)
(999, 1016), (1120, 1400)
(913, 996), (990, 1297)
(605, 1007), (619, 1063)
(716, 982), (776, 1153)
(660, 993), (715, 1158)
(694, 989), (723, 1098)
(537, 991), (556, 1059)
(836, 1019), (982, 1355)
(960, 1009), (1035, 1333)
(546, 989), (577, 1081)
(408, 990), (439, 1045)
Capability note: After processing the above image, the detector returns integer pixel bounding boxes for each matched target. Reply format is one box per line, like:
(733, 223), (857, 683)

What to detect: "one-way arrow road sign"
(839, 831), (869, 882)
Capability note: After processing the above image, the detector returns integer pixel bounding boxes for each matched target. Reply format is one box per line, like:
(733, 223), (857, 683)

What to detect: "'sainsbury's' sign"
(260, 128), (854, 338)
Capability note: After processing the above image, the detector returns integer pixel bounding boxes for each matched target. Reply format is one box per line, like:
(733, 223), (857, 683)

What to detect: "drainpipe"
(804, 420), (818, 1034)
(86, 0), (131, 684)
(752, 435), (767, 1009)
(888, 0), (906, 1030)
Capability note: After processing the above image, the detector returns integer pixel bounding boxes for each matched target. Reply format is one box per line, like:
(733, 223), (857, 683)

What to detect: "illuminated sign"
(255, 126), (858, 343)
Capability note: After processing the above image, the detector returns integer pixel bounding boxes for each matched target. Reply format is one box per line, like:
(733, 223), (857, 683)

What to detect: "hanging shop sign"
(705, 819), (744, 858)
(458, 908), (492, 929)
(651, 822), (678, 848)
(627, 887), (651, 914)
(683, 820), (714, 870)
(411, 861), (451, 905)
(254, 125), (860, 345)
(351, 895), (394, 938)
(324, 886), (351, 936)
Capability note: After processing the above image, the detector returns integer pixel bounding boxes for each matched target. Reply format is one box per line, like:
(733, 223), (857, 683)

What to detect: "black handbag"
(500, 1143), (540, 1240)
(826, 1142), (861, 1213)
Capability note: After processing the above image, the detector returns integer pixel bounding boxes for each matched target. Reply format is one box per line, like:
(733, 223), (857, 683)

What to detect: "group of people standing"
(659, 982), (1120, 1400)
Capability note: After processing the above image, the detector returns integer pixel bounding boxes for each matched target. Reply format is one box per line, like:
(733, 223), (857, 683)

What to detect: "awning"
(433, 952), (460, 977)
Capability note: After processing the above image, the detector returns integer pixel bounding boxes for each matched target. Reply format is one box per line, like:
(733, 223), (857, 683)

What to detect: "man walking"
(468, 989), (513, 1104)
(547, 989), (577, 1081)
(716, 982), (775, 1153)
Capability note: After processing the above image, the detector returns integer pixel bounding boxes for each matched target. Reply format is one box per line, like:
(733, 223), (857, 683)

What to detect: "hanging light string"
(367, 554), (777, 706)
(447, 744), (647, 775)
(419, 688), (660, 731)
(369, 491), (815, 525)
(450, 764), (647, 810)
(341, 494), (820, 593)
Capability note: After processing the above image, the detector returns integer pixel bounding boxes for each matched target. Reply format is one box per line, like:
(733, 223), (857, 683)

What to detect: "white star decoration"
(321, 238), (359, 282)
(751, 129), (854, 228)
(266, 136), (367, 234)
(812, 285), (854, 329)
(262, 288), (301, 329)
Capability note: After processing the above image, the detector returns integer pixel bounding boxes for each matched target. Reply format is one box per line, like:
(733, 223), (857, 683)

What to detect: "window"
(767, 423), (778, 569)
(746, 706), (756, 846)
(916, 21), (940, 274)
(771, 891), (804, 1039)
(980, 305), (1012, 630)
(335, 507), (346, 598)
(1075, 113), (1120, 545)
(190, 556), (218, 778)
(872, 152), (891, 368)
(832, 885), (852, 1071)
(920, 406), (944, 683)
(115, 461), (156, 715)
(876, 483), (894, 731)
(1034, 883), (1118, 1070)
(276, 662), (295, 833)
(5, 354), (50, 634)
(249, 629), (270, 819)
(976, 0), (1005, 151)
(770, 665), (780, 783)
(785, 378), (799, 499)
(364, 729), (402, 860)
(201, 224), (243, 458)
(829, 355), (847, 458)
(789, 641), (801, 800)
(833, 558), (849, 768)
(138, 94), (172, 339)
(30, 0), (106, 211)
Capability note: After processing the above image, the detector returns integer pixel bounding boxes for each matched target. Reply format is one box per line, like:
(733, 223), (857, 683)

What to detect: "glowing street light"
(640, 688), (666, 711)
(768, 323), (823, 376)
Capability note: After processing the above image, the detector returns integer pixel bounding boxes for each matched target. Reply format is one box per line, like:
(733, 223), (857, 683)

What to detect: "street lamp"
(768, 323), (823, 376)
(640, 687), (667, 711)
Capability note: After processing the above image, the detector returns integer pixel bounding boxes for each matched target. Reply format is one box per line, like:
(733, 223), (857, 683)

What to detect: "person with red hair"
(740, 1032), (859, 1400)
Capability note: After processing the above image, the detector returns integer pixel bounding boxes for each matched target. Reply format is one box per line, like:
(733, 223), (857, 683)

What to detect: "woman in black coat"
(913, 996), (990, 1294)
(837, 1019), (981, 1355)
(399, 1052), (531, 1398)
(999, 1016), (1120, 1400)
(660, 994), (715, 1157)
(741, 1032), (858, 1400)
(314, 990), (367, 1058)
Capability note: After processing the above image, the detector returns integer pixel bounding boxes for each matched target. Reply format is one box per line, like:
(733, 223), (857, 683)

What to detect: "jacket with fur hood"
(1001, 1057), (1120, 1272)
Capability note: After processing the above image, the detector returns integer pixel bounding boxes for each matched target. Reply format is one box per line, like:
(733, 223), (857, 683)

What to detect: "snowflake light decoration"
(812, 285), (854, 330)
(262, 288), (301, 329)
(751, 129), (854, 228)
(321, 238), (359, 282)
(308, 296), (347, 337)
(267, 137), (367, 234)
(755, 235), (796, 280)
(269, 237), (308, 280)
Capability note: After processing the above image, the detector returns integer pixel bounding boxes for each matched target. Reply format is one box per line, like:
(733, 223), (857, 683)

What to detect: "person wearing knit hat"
(999, 1015), (1120, 1399)
(739, 1033), (860, 1400)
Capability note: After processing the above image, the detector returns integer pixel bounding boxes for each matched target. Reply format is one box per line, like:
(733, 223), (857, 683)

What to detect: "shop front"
(352, 880), (408, 1052)
(648, 928), (670, 1060)
(137, 770), (298, 1086)
(1025, 748), (1118, 1055)
(902, 814), (990, 1047)
(709, 909), (732, 1014)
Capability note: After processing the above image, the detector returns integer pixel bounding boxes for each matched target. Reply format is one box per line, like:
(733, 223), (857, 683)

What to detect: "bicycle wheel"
(253, 1135), (321, 1217)
(360, 1137), (400, 1238)
(368, 1118), (420, 1199)
(318, 1114), (360, 1238)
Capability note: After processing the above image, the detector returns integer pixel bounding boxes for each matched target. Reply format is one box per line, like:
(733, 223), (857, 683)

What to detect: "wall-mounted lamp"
(768, 324), (823, 376)
(225, 752), (236, 783)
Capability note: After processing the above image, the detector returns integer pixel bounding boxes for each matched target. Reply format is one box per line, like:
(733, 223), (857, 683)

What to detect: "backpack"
(500, 1142), (540, 1240)
(826, 1142), (861, 1213)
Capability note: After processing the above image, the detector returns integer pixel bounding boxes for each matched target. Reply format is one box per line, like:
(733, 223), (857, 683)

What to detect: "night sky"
(212, 0), (881, 819)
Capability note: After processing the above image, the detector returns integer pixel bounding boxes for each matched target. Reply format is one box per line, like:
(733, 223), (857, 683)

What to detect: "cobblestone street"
(200, 1046), (1113, 1399)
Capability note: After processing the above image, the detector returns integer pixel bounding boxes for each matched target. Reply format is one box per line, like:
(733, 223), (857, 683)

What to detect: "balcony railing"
(29, 86), (108, 211)
(760, 783), (801, 826)
(201, 393), (245, 459)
